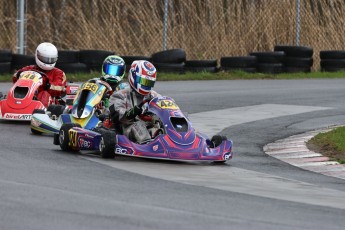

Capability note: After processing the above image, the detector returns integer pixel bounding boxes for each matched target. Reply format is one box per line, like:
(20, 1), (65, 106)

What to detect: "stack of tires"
(55, 50), (88, 73)
(320, 50), (345, 72)
(250, 51), (285, 74)
(79, 50), (115, 72)
(0, 49), (12, 74)
(151, 49), (186, 74)
(11, 54), (35, 72)
(184, 59), (218, 73)
(122, 55), (151, 73)
(274, 45), (313, 73)
(220, 56), (257, 73)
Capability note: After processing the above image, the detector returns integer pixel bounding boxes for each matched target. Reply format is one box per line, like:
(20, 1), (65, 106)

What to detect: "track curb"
(264, 126), (345, 180)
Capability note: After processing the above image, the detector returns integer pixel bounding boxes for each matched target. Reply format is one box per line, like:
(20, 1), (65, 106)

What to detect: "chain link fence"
(1, 0), (345, 70)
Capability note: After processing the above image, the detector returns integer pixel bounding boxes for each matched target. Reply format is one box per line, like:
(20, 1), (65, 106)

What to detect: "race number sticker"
(19, 71), (42, 83)
(82, 83), (98, 93)
(156, 100), (179, 110)
(69, 129), (78, 148)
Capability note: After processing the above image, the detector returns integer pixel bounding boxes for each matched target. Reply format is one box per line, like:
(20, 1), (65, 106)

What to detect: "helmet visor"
(103, 63), (124, 77)
(37, 51), (58, 64)
(135, 75), (155, 87)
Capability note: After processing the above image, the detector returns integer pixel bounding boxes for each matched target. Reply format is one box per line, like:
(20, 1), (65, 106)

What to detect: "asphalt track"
(1, 79), (345, 230)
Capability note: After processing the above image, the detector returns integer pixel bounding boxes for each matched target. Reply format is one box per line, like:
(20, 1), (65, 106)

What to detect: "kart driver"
(13, 42), (66, 107)
(108, 60), (160, 144)
(99, 55), (128, 93)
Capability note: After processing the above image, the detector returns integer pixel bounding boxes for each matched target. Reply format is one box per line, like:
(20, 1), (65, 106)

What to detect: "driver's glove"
(125, 105), (142, 120)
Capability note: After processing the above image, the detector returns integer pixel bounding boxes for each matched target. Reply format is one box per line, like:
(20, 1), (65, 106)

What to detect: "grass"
(2, 70), (345, 83)
(307, 127), (345, 164)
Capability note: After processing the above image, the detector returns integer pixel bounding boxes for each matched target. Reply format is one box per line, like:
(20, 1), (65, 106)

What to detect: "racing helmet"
(35, 42), (58, 71)
(128, 60), (157, 96)
(101, 55), (126, 89)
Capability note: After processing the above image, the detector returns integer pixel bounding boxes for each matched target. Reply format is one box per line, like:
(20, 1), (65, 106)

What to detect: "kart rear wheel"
(211, 135), (227, 148)
(31, 109), (46, 135)
(98, 129), (116, 159)
(59, 123), (81, 151)
(47, 104), (65, 117)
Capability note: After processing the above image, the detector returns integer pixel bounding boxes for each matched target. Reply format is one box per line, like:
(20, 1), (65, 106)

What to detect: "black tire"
(320, 59), (345, 68)
(211, 135), (227, 148)
(98, 129), (116, 159)
(220, 56), (257, 68)
(11, 54), (35, 71)
(151, 49), (186, 63)
(185, 66), (218, 73)
(321, 67), (345, 72)
(249, 51), (285, 64)
(284, 66), (311, 73)
(0, 49), (12, 62)
(55, 62), (89, 73)
(257, 63), (284, 74)
(185, 60), (217, 67)
(221, 67), (257, 73)
(0, 62), (11, 74)
(320, 50), (345, 60)
(57, 50), (80, 63)
(79, 50), (115, 70)
(274, 45), (313, 58)
(284, 57), (313, 68)
(152, 62), (185, 74)
(122, 55), (151, 65)
(32, 109), (45, 114)
(47, 104), (65, 117)
(59, 123), (81, 151)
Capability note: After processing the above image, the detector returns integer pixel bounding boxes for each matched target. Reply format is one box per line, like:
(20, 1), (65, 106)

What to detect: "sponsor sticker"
(78, 138), (91, 148)
(4, 113), (31, 120)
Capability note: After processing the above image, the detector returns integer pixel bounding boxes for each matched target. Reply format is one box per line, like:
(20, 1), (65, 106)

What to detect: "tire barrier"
(320, 50), (345, 72)
(185, 60), (218, 73)
(274, 45), (313, 73)
(0, 50), (12, 74)
(11, 54), (35, 71)
(250, 51), (285, 74)
(220, 56), (257, 73)
(151, 49), (186, 73)
(122, 55), (151, 73)
(1, 47), (344, 75)
(151, 49), (186, 64)
(152, 62), (185, 74)
(79, 50), (115, 71)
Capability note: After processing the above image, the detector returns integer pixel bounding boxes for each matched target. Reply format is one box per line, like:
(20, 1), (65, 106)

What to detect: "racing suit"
(13, 65), (67, 107)
(109, 87), (160, 144)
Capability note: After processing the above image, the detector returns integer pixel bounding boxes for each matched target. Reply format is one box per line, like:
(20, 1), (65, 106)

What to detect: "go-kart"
(0, 70), (72, 121)
(53, 96), (233, 163)
(30, 78), (112, 135)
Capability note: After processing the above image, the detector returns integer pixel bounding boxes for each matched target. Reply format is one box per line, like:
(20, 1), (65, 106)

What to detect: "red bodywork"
(0, 75), (46, 121)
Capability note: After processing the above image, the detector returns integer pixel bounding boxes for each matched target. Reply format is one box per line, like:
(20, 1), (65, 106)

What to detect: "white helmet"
(35, 42), (58, 71)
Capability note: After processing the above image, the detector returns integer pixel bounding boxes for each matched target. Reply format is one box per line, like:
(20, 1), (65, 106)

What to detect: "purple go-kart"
(53, 96), (233, 163)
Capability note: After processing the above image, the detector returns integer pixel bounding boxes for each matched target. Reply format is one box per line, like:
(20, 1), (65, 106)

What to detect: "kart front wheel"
(59, 123), (81, 151)
(211, 135), (227, 148)
(98, 130), (116, 159)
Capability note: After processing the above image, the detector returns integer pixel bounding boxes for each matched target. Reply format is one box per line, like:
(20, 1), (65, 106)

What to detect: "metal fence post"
(16, 0), (26, 54)
(295, 0), (301, 46)
(163, 0), (169, 51)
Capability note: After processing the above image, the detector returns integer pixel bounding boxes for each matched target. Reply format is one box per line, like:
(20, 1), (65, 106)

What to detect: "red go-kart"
(0, 70), (73, 121)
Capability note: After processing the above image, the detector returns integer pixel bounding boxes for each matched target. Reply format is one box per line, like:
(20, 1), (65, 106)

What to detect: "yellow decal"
(69, 129), (78, 148)
(82, 83), (98, 93)
(19, 72), (42, 83)
(157, 100), (179, 110)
